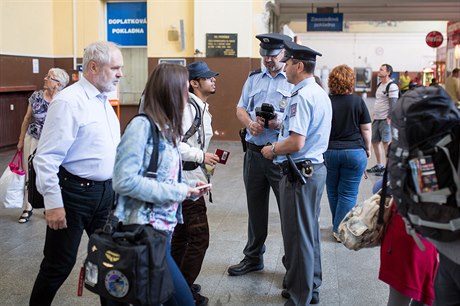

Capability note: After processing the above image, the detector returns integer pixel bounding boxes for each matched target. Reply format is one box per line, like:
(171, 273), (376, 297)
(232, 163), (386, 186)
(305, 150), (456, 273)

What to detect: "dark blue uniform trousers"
(242, 149), (282, 264)
(280, 165), (326, 306)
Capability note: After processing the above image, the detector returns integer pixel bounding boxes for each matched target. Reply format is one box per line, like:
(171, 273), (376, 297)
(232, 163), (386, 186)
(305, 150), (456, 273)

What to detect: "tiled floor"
(0, 98), (390, 306)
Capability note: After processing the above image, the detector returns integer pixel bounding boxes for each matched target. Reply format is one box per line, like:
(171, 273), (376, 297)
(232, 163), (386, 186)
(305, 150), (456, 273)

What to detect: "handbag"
(84, 114), (174, 305)
(0, 150), (25, 208)
(27, 149), (44, 209)
(338, 192), (392, 251)
(338, 170), (393, 250)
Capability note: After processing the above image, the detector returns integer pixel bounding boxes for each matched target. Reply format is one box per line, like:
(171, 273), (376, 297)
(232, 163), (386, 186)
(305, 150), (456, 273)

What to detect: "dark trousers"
(280, 165), (326, 305)
(29, 169), (113, 306)
(242, 149), (281, 263)
(434, 252), (460, 306)
(171, 196), (209, 286)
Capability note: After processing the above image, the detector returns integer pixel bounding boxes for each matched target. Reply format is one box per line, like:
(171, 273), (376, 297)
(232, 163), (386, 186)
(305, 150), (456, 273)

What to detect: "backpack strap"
(384, 81), (393, 96)
(182, 98), (202, 146)
(134, 114), (160, 178)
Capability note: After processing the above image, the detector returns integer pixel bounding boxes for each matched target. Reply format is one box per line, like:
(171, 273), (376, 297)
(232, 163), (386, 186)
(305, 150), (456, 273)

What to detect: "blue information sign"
(107, 2), (147, 46)
(307, 13), (343, 32)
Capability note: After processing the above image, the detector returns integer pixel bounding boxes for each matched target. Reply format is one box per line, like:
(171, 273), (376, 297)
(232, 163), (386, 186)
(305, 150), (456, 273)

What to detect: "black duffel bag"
(84, 222), (174, 305)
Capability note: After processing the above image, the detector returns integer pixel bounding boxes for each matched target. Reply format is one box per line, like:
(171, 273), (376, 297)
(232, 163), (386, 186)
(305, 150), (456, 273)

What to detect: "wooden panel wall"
(0, 55), (264, 148)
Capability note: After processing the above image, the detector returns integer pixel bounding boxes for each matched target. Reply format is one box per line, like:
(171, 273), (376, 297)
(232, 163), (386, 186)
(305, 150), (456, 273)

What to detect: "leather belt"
(59, 166), (111, 187)
(246, 142), (265, 153)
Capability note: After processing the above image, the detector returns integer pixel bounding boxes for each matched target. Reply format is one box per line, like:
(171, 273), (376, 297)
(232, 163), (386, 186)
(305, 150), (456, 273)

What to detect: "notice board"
(206, 33), (237, 57)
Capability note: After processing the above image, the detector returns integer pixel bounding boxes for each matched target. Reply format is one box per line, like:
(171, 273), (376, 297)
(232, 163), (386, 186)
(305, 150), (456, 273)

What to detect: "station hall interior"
(1, 0), (460, 305)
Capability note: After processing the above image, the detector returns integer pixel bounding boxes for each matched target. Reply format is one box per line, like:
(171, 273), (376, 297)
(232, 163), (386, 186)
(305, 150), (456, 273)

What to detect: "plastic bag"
(0, 150), (25, 208)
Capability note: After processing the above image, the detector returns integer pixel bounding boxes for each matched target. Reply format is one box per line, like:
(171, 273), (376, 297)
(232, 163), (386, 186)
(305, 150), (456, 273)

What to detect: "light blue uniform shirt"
(274, 77), (332, 164)
(237, 66), (293, 145)
(34, 76), (121, 209)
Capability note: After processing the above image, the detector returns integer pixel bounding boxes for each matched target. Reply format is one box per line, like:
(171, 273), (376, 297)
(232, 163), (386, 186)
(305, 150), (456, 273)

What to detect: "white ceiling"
(274, 0), (460, 24)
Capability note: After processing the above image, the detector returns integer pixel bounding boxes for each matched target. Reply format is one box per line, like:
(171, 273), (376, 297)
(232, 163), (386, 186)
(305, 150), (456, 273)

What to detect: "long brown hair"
(143, 63), (189, 145)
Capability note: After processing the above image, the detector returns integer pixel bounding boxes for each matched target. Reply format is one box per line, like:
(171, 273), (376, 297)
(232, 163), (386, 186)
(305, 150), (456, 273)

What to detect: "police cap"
(256, 33), (292, 57)
(280, 40), (322, 63)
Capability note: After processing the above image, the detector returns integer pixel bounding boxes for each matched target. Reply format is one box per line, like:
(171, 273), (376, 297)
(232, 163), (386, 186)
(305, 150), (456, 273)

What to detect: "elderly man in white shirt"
(29, 41), (123, 306)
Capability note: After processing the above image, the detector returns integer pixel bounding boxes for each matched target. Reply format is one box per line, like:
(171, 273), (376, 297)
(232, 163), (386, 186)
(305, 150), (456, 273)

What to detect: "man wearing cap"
(171, 61), (220, 306)
(229, 33), (293, 276)
(261, 40), (332, 305)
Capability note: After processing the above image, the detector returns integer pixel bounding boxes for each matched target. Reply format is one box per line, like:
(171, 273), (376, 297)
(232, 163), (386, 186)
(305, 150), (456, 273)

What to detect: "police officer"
(261, 40), (332, 305)
(229, 33), (293, 276)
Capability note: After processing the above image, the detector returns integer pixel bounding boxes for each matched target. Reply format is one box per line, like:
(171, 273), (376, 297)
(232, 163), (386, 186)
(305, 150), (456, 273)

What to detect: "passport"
(215, 149), (230, 165)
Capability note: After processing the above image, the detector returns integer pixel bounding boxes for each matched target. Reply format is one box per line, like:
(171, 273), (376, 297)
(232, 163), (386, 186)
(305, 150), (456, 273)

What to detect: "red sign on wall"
(425, 31), (444, 48)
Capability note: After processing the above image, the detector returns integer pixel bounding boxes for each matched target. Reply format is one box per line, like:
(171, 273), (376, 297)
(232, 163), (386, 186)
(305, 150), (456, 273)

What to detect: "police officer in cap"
(229, 33), (293, 276)
(261, 40), (332, 305)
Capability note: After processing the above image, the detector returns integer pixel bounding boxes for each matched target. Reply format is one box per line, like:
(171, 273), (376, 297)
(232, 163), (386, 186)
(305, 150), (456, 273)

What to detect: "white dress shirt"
(34, 76), (121, 209)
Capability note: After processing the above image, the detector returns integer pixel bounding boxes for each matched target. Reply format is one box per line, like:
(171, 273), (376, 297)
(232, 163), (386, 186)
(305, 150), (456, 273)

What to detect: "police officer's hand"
(45, 207), (67, 230)
(204, 152), (219, 166)
(267, 113), (281, 130)
(249, 117), (264, 136)
(261, 145), (274, 160)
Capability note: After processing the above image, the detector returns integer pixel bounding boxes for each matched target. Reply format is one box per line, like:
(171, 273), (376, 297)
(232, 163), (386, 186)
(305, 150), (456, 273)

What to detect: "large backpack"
(387, 86), (460, 247)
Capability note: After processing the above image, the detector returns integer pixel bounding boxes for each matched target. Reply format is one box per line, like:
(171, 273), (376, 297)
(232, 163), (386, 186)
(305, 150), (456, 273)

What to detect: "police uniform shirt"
(274, 77), (332, 164)
(237, 66), (293, 145)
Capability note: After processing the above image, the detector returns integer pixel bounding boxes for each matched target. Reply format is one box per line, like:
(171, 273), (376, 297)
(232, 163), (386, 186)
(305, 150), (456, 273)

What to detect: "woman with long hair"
(112, 63), (210, 306)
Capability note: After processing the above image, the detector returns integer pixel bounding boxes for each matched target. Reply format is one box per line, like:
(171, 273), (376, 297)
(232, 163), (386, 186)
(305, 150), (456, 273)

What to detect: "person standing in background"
(229, 33), (293, 277)
(399, 70), (411, 94)
(16, 68), (69, 223)
(172, 61), (220, 306)
(324, 64), (371, 241)
(445, 68), (460, 107)
(261, 40), (332, 305)
(29, 41), (123, 306)
(367, 64), (399, 176)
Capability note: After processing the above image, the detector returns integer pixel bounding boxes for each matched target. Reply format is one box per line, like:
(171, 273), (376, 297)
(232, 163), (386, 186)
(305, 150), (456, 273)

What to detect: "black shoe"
(281, 290), (320, 304)
(193, 292), (209, 306)
(191, 283), (201, 293)
(311, 292), (320, 304)
(227, 259), (264, 276)
(367, 164), (384, 173)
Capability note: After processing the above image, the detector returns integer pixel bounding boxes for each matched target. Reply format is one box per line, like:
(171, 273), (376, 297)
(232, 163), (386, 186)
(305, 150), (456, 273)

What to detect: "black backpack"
(387, 86), (460, 247)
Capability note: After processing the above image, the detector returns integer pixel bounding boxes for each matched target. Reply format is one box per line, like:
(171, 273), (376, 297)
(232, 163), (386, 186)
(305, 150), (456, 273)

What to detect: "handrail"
(0, 85), (37, 93)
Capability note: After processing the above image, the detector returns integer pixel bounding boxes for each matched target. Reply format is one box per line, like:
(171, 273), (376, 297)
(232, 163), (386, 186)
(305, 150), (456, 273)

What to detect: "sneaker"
(193, 292), (209, 306)
(375, 168), (385, 176)
(367, 164), (384, 173)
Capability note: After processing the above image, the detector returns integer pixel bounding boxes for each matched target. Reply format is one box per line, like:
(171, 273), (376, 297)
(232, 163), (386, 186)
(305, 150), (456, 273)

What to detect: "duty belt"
(279, 159), (323, 177)
(246, 142), (265, 153)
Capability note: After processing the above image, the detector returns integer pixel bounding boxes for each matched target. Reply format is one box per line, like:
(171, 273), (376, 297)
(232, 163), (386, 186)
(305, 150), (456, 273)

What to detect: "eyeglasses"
(44, 74), (60, 82)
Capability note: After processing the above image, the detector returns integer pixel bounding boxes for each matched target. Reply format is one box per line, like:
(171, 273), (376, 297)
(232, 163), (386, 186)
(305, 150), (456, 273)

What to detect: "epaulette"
(291, 89), (300, 97)
(249, 68), (262, 77)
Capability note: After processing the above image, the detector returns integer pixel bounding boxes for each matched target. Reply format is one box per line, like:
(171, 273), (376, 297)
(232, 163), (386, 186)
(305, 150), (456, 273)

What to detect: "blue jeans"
(324, 148), (367, 233)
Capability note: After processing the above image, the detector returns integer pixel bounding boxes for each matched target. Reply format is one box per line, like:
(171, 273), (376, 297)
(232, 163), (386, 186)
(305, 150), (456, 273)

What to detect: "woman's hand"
(187, 182), (212, 198)
(17, 141), (24, 151)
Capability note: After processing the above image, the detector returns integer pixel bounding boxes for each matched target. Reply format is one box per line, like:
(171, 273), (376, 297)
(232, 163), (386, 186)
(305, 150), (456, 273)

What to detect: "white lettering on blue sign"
(108, 18), (147, 25)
